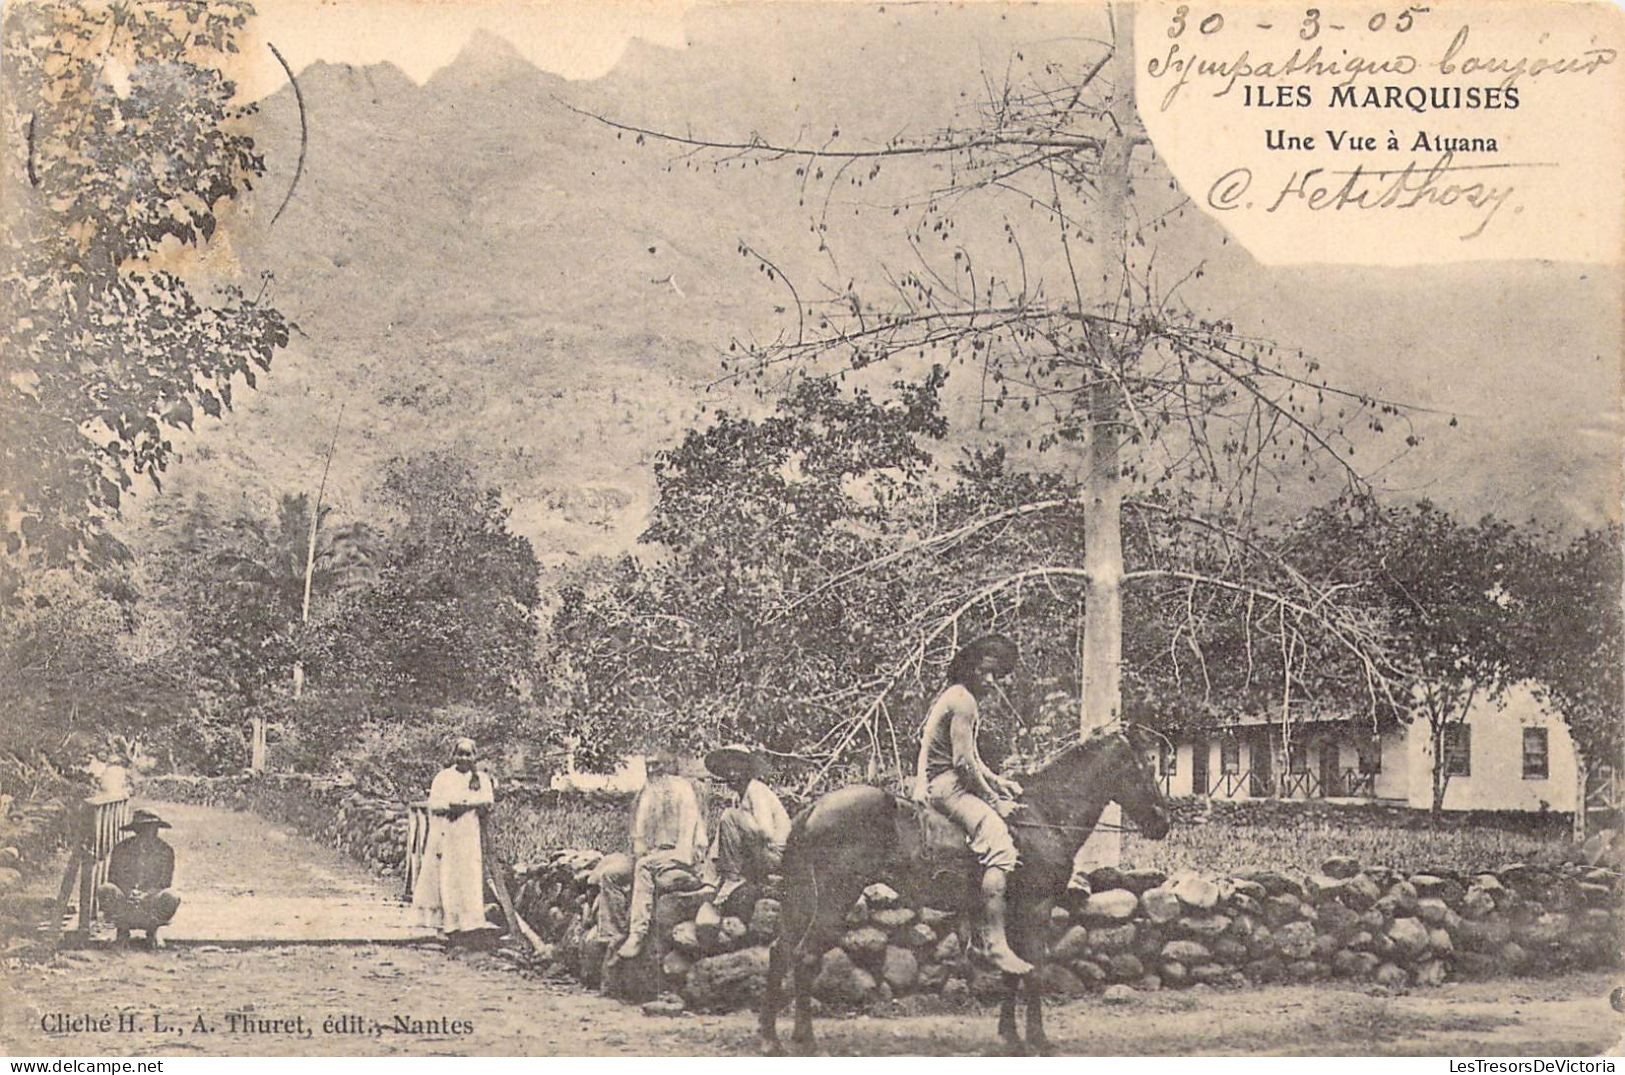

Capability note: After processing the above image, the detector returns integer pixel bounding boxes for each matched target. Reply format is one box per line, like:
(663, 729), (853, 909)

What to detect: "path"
(2, 801), (1620, 1056)
(119, 801), (433, 945)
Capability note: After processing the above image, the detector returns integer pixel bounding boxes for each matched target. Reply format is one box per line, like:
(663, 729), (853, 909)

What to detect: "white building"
(1154, 682), (1581, 813)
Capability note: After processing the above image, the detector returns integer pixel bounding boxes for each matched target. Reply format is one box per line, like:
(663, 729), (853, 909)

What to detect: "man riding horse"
(912, 633), (1032, 976)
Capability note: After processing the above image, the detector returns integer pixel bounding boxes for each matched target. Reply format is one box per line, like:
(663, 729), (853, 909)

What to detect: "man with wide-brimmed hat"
(97, 808), (181, 947)
(706, 743), (790, 905)
(615, 749), (709, 960)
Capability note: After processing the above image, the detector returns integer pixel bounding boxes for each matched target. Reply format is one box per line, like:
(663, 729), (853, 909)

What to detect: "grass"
(1124, 817), (1572, 875)
(489, 796), (630, 864)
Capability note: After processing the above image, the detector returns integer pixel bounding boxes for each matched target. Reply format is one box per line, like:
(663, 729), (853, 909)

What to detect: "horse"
(759, 723), (1171, 1056)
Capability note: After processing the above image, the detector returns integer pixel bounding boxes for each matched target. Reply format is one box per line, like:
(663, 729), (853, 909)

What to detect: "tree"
(1517, 526), (1623, 776)
(1287, 500), (1535, 812)
(0, 0), (291, 572)
(587, 10), (1421, 829)
(320, 451), (541, 713)
(155, 492), (373, 770)
(548, 376), (946, 771)
(0, 568), (186, 794)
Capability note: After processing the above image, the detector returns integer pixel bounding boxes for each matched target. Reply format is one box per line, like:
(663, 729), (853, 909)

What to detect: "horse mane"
(1005, 724), (1123, 781)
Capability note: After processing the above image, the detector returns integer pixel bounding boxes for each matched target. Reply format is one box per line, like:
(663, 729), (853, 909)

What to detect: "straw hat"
(121, 808), (172, 831)
(704, 744), (766, 782)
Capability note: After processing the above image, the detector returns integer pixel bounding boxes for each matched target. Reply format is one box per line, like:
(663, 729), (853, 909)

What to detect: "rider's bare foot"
(987, 946), (1033, 975)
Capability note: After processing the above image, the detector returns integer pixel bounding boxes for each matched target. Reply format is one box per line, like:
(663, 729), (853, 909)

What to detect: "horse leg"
(997, 972), (1023, 1054)
(791, 953), (820, 1052)
(760, 938), (788, 1055)
(1014, 897), (1054, 1055)
(1025, 972), (1054, 1055)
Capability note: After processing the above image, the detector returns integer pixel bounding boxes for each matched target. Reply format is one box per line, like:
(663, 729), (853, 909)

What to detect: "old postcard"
(1, 0), (1621, 1058)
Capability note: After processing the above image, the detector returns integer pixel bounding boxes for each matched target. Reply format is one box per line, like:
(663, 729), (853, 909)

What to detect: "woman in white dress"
(412, 738), (496, 935)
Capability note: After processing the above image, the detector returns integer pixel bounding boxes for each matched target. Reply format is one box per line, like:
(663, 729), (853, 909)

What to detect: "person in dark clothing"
(97, 809), (181, 947)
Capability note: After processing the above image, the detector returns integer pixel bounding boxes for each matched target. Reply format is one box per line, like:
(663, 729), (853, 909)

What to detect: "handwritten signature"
(1205, 152), (1535, 239)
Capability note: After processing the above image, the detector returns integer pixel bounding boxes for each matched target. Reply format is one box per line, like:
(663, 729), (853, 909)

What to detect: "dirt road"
(5, 945), (1621, 1056)
(2, 800), (1620, 1056)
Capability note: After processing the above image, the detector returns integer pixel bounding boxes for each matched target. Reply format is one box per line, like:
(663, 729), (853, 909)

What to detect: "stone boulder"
(1262, 894), (1303, 927)
(863, 883), (903, 910)
(1142, 886), (1183, 923)
(1411, 874), (1465, 907)
(748, 898), (781, 944)
(1162, 939), (1212, 963)
(661, 950), (693, 983)
(1179, 913), (1231, 939)
(1084, 889), (1140, 922)
(1274, 921), (1316, 960)
(1320, 855), (1361, 879)
(1172, 876), (1221, 911)
(840, 925), (890, 965)
(670, 921), (702, 957)
(1088, 923), (1137, 953)
(1122, 868), (1169, 894)
(1036, 962), (1088, 997)
(1242, 870), (1304, 898)
(872, 906), (916, 931)
(900, 922), (938, 949)
(717, 915), (750, 952)
(1332, 950), (1381, 979)
(1341, 874), (1383, 911)
(881, 946), (919, 992)
(1387, 917), (1431, 960)
(684, 946), (771, 1012)
(813, 948), (877, 1008)
(1107, 953), (1145, 981)
(1052, 925), (1091, 962)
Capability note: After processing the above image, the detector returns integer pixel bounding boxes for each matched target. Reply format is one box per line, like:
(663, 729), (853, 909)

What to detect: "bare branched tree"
(573, 10), (1425, 803)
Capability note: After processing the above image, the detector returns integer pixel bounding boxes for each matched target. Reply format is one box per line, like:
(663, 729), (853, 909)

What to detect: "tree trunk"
(1430, 722), (1447, 814)
(249, 716), (267, 773)
(1073, 18), (1137, 872)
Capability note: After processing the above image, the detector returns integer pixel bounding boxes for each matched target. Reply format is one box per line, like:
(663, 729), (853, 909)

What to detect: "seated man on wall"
(705, 743), (791, 906)
(615, 750), (709, 960)
(97, 809), (181, 947)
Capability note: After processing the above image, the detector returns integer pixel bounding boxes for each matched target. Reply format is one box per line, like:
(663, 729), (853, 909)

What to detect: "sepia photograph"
(0, 0), (1621, 1058)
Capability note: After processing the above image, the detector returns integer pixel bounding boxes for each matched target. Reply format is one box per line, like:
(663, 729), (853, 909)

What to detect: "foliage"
(543, 379), (1410, 789)
(0, 0), (291, 571)
(547, 377), (948, 772)
(317, 451), (541, 713)
(1516, 526), (1624, 768)
(0, 568), (186, 792)
(136, 451), (543, 780)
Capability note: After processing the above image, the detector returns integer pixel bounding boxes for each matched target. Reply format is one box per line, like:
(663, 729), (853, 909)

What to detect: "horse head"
(1023, 723), (1171, 840)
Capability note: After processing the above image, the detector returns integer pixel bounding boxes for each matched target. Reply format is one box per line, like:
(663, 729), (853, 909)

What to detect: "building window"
(1357, 737), (1382, 774)
(1220, 737), (1240, 773)
(1288, 740), (1309, 774)
(1443, 724), (1471, 778)
(1523, 728), (1549, 780)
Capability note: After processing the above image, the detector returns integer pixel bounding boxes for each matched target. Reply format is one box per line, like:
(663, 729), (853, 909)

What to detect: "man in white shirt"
(706, 744), (791, 905)
(616, 750), (708, 959)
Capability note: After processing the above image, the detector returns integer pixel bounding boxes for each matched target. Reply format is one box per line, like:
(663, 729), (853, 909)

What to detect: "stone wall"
(506, 851), (1623, 1014)
(137, 776), (1621, 1014)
